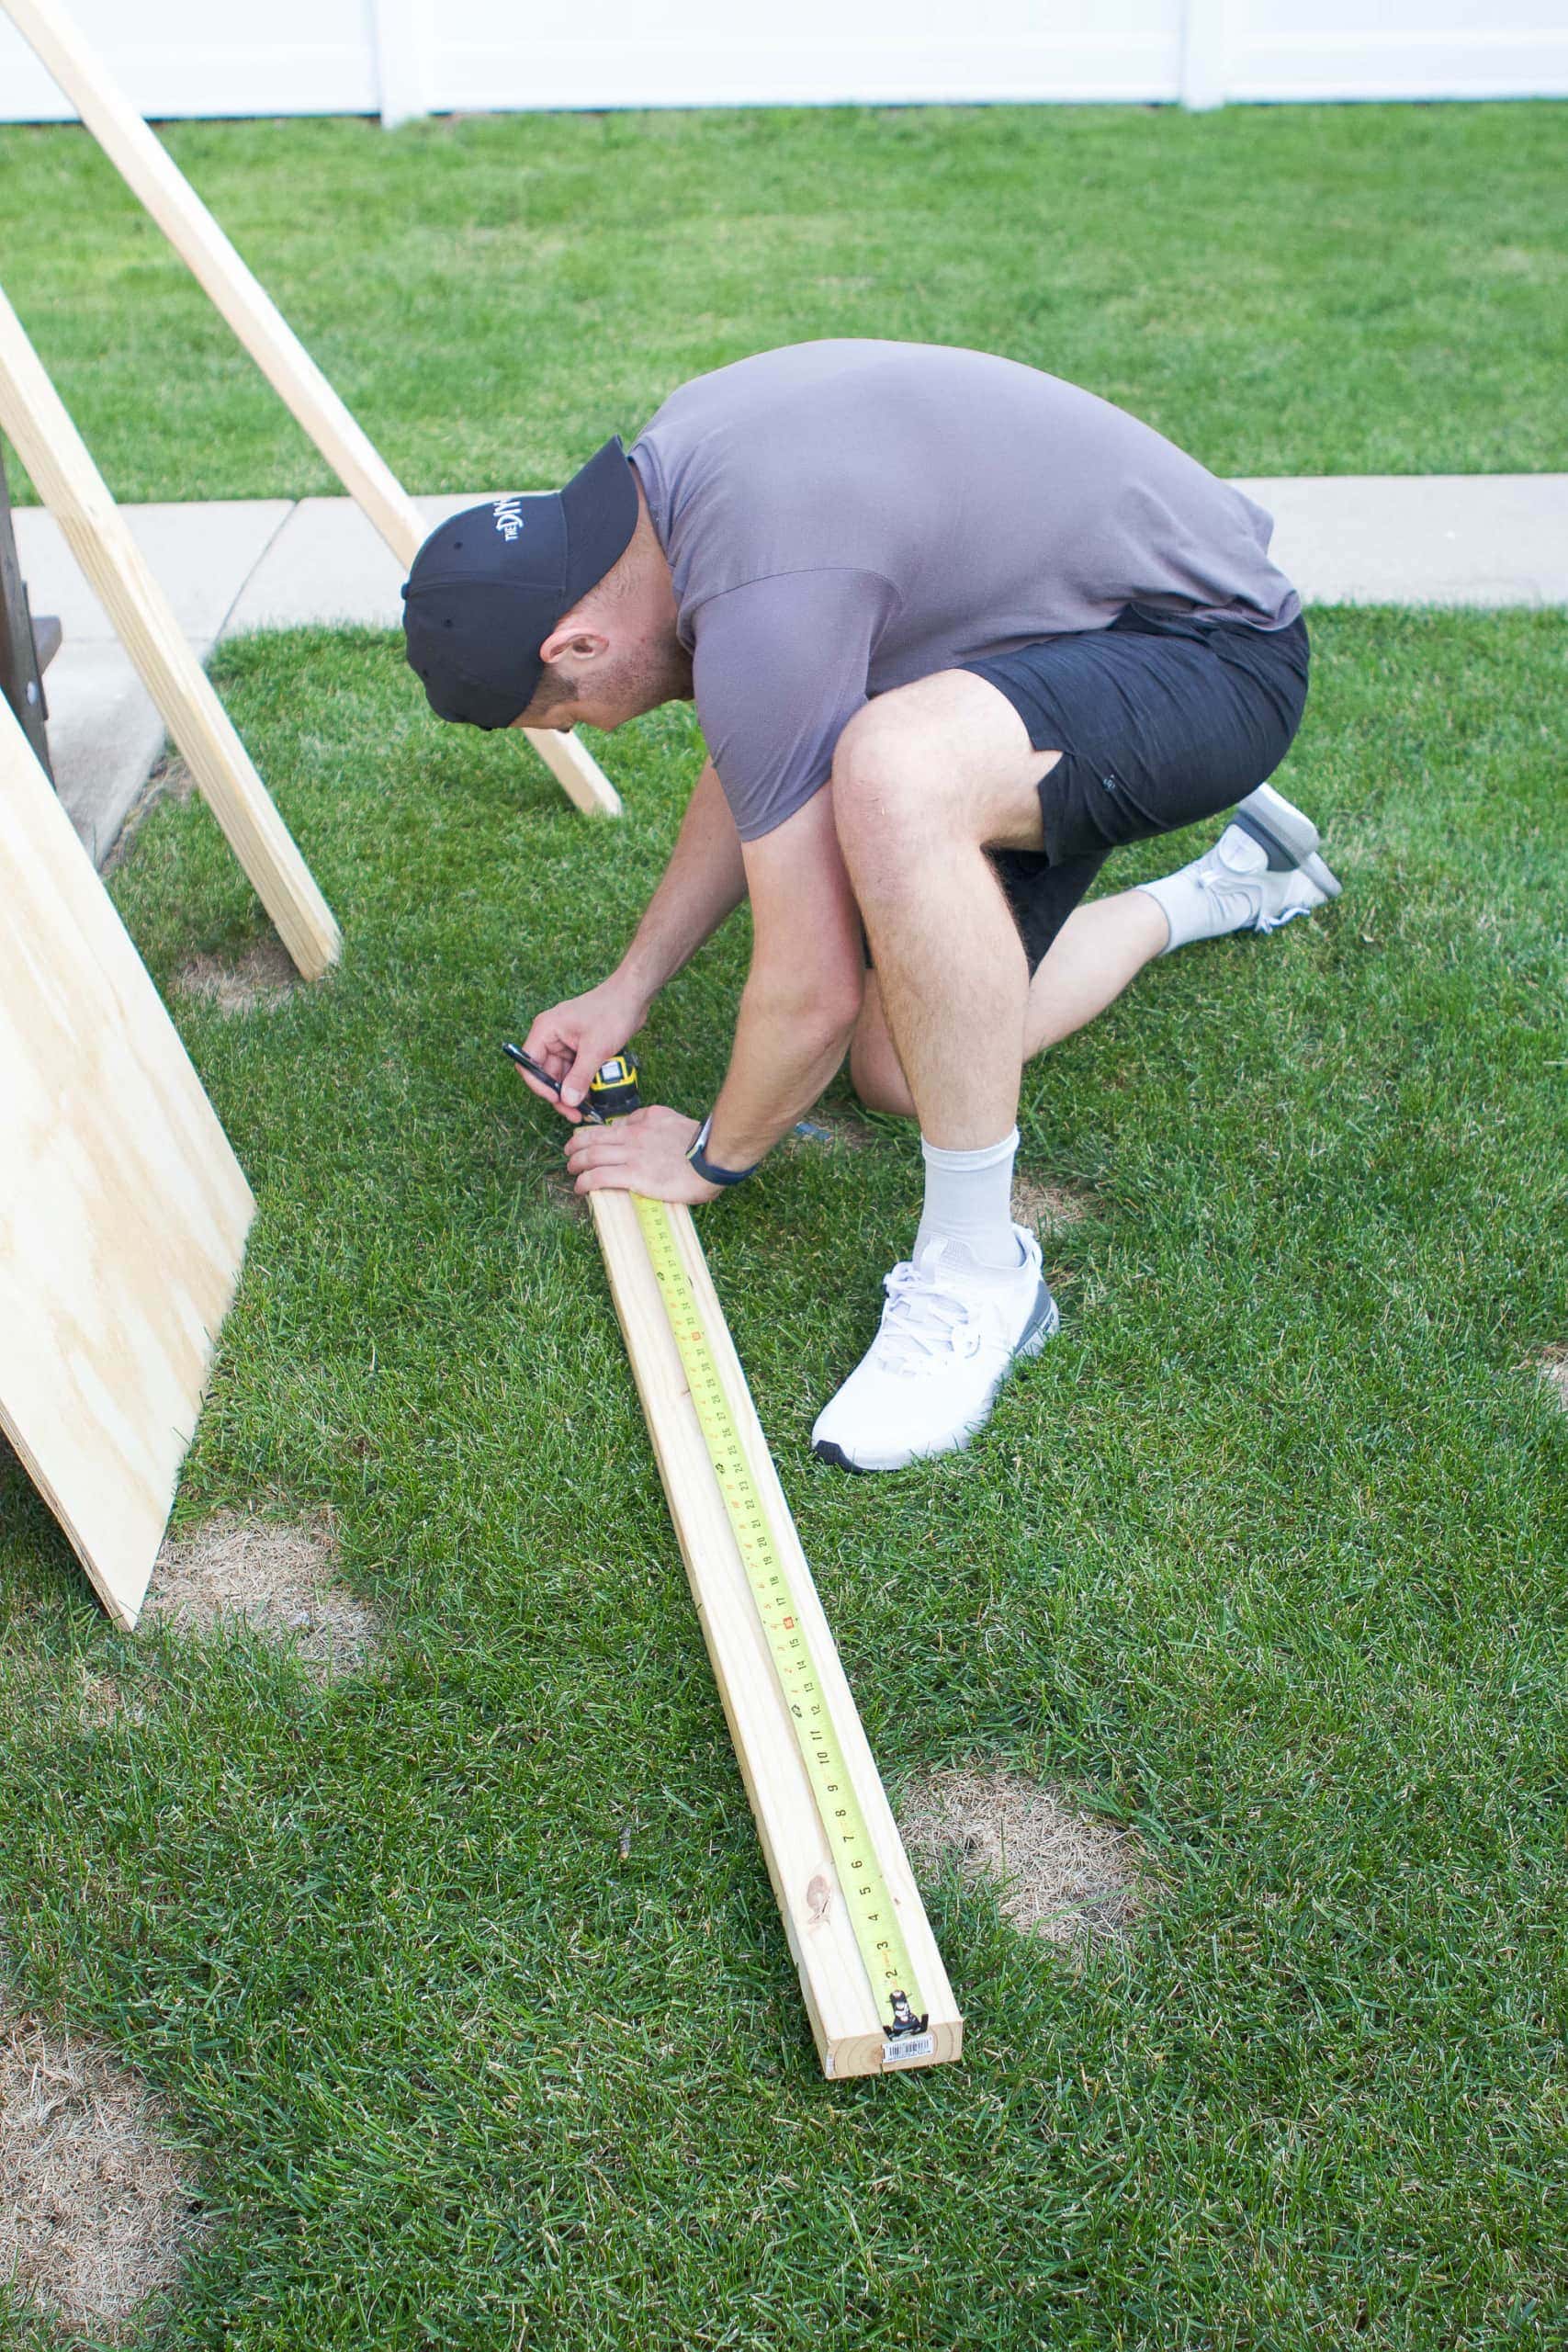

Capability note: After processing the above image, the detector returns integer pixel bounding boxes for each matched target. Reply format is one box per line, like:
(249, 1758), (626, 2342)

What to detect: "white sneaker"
(1140, 781), (1342, 954)
(812, 1227), (1058, 1473)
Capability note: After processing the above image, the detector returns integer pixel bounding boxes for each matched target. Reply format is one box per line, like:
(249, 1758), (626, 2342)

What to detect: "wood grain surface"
(590, 1189), (963, 2077)
(0, 0), (621, 820)
(0, 694), (254, 1628)
(0, 278), (344, 978)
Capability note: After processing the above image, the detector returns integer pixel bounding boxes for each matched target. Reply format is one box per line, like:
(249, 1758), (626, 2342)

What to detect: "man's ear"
(540, 612), (611, 666)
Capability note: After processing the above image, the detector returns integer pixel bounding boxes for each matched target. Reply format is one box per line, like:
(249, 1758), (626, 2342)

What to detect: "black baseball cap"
(400, 436), (640, 729)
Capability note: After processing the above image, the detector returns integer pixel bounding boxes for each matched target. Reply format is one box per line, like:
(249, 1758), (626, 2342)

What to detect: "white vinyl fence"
(1, 0), (1564, 125)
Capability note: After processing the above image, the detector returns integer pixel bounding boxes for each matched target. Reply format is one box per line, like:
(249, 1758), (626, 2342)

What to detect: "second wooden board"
(0, 0), (621, 820)
(0, 277), (342, 980)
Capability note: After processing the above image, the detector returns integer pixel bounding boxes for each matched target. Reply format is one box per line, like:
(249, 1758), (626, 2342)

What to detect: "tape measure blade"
(635, 1195), (959, 2055)
(659, 1199), (932, 1841)
(588, 1189), (900, 2064)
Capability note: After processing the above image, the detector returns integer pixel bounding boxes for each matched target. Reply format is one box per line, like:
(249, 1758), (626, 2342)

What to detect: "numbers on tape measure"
(634, 1194), (929, 2049)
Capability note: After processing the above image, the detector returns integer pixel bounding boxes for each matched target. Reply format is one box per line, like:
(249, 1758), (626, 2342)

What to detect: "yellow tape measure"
(632, 1191), (931, 2061)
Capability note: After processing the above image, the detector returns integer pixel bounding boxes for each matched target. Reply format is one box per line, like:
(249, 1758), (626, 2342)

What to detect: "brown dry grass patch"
(1013, 1169), (1095, 1234)
(544, 1165), (588, 1220)
(1537, 1346), (1568, 1411)
(173, 936), (299, 1014)
(1, 2003), (205, 2343)
(144, 1509), (377, 1676)
(817, 1111), (878, 1150)
(901, 1766), (1142, 1950)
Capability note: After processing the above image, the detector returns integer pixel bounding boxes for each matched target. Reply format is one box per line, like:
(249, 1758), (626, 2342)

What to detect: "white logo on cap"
(492, 495), (525, 542)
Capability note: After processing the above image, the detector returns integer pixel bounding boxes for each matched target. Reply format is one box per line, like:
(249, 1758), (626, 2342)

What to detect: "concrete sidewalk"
(14, 474), (1568, 865)
(13, 492), (477, 864)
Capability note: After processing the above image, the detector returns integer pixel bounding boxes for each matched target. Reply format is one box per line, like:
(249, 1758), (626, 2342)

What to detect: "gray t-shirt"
(628, 340), (1299, 843)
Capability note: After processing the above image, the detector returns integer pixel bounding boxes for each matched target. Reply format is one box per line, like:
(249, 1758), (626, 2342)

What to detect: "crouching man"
(402, 339), (1338, 1471)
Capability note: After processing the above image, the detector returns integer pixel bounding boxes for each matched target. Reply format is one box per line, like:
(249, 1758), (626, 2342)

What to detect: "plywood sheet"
(0, 695), (254, 1628)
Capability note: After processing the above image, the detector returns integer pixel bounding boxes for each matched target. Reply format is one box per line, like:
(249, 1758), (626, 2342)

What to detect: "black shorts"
(964, 606), (1311, 971)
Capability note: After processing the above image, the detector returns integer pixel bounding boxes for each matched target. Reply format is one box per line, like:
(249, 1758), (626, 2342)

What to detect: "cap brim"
(421, 670), (527, 731)
(560, 436), (640, 605)
(400, 441), (636, 729)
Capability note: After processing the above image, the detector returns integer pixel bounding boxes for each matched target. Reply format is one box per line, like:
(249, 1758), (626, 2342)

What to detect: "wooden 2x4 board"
(590, 1188), (964, 2077)
(0, 694), (254, 1629)
(0, 277), (344, 983)
(0, 0), (621, 821)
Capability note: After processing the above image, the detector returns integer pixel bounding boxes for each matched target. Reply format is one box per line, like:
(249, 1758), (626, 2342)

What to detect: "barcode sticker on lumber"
(883, 2034), (936, 2065)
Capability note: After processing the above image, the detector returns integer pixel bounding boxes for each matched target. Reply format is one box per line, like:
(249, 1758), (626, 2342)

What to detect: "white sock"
(1137, 823), (1269, 955)
(913, 1128), (1021, 1272)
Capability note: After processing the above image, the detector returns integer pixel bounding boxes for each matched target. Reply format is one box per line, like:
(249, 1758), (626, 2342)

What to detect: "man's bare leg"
(850, 888), (1169, 1118)
(814, 672), (1066, 1471)
(818, 675), (1341, 1470)
(830, 670), (1060, 1150)
(848, 771), (1344, 1117)
(1024, 888), (1172, 1051)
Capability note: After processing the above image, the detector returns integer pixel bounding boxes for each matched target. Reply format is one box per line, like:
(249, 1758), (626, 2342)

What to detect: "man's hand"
(520, 978), (649, 1121)
(564, 1106), (720, 1204)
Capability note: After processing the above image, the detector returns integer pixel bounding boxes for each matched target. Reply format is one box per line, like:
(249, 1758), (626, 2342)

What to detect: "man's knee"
(833, 676), (1053, 872)
(850, 1054), (915, 1119)
(848, 999), (916, 1117)
(832, 694), (956, 855)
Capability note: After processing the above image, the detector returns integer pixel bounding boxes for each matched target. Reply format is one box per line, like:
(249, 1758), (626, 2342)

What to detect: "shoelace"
(871, 1260), (976, 1373)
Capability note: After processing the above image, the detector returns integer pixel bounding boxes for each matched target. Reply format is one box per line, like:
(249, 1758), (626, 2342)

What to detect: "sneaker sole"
(1254, 851), (1346, 934)
(1302, 850), (1342, 900)
(1234, 782), (1322, 871)
(812, 1291), (1061, 1475)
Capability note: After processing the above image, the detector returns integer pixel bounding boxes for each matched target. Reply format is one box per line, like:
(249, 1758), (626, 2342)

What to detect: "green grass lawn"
(2, 101), (1566, 501)
(3, 606), (1566, 2346)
